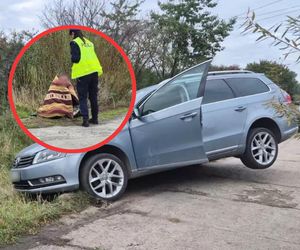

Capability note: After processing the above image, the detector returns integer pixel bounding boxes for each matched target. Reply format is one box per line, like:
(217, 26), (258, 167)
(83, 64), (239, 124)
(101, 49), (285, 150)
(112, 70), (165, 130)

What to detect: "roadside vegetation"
(41, 0), (235, 88)
(0, 113), (92, 246)
(13, 30), (131, 121)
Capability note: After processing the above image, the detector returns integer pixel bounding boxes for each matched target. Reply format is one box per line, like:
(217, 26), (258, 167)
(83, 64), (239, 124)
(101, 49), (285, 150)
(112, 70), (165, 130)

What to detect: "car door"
(201, 79), (248, 156)
(129, 60), (211, 170)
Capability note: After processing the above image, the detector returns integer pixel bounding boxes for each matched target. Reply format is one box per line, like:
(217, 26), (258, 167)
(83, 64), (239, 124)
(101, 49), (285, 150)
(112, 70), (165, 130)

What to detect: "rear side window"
(225, 78), (269, 97)
(203, 79), (234, 104)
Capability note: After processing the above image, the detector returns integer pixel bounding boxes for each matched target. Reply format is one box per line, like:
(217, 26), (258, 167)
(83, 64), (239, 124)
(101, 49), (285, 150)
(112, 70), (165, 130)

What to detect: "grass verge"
(20, 107), (128, 129)
(0, 113), (91, 246)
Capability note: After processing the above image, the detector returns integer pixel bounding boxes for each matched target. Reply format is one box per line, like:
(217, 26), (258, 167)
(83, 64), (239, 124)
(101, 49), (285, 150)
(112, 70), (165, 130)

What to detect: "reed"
(13, 30), (132, 115)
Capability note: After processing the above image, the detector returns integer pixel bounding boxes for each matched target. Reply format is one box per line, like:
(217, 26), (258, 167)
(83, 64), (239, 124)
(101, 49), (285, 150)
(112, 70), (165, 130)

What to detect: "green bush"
(0, 113), (31, 169)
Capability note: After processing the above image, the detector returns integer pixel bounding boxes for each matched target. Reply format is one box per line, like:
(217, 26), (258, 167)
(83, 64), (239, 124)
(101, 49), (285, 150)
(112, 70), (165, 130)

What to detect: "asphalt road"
(28, 116), (125, 149)
(7, 138), (300, 250)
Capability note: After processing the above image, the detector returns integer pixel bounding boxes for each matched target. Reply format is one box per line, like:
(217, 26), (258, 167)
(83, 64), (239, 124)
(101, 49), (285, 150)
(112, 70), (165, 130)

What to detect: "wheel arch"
(239, 117), (282, 155)
(247, 117), (281, 142)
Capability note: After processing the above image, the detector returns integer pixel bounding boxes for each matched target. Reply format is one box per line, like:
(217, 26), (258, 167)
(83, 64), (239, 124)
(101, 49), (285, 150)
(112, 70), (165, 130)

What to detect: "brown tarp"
(37, 75), (79, 118)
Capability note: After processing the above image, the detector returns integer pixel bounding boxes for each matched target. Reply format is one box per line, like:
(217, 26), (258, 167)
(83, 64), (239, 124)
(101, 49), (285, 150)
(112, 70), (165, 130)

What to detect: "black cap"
(69, 29), (80, 35)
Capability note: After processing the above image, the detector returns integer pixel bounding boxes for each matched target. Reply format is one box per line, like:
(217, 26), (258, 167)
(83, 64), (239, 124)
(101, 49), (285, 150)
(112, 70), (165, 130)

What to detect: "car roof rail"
(208, 70), (254, 76)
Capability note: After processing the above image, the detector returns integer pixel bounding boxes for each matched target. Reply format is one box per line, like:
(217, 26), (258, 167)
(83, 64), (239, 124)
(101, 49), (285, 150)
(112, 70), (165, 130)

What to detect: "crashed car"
(11, 60), (298, 200)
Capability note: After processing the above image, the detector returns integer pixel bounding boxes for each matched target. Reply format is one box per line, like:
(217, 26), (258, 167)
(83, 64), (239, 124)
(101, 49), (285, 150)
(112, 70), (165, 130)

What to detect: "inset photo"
(9, 25), (136, 152)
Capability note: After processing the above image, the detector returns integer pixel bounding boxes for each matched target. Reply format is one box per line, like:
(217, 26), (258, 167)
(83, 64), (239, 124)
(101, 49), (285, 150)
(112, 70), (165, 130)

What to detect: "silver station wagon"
(11, 61), (298, 200)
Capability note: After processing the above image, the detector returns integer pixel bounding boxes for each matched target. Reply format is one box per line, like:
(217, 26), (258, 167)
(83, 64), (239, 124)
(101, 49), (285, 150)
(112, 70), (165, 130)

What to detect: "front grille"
(12, 155), (35, 168)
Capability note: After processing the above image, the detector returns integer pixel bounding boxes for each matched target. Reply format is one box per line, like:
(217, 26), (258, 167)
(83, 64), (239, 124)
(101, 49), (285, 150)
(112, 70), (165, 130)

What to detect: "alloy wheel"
(251, 131), (276, 165)
(89, 158), (124, 199)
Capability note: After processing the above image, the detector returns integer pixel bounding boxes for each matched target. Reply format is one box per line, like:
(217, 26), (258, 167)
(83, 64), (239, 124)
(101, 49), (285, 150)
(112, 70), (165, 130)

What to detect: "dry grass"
(0, 31), (133, 245)
(13, 30), (132, 117)
(0, 113), (92, 246)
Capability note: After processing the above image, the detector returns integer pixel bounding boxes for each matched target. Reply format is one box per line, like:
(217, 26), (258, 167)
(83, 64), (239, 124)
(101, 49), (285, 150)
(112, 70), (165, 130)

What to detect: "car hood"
(17, 81), (166, 157)
(16, 143), (45, 157)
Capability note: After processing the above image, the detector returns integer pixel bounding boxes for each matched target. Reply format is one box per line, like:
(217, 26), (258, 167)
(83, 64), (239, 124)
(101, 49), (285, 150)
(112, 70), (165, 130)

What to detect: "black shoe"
(82, 120), (89, 127)
(89, 118), (99, 125)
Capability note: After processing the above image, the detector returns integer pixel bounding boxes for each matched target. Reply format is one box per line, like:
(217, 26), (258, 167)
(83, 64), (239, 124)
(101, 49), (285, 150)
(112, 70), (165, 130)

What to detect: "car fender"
(74, 123), (138, 178)
(240, 111), (281, 153)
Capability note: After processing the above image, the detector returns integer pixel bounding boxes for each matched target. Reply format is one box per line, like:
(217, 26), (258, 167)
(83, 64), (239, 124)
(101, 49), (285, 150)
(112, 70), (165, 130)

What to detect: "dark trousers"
(76, 72), (99, 120)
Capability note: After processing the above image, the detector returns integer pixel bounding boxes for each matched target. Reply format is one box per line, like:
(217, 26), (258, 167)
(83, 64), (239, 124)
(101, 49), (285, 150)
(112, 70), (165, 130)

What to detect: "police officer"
(69, 29), (103, 127)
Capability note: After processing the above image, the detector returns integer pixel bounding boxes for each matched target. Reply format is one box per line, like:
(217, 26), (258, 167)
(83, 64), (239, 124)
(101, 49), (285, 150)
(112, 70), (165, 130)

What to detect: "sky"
(0, 0), (299, 80)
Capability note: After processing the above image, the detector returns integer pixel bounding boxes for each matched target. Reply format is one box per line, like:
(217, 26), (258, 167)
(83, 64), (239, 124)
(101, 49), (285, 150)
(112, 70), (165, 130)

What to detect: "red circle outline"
(8, 25), (136, 154)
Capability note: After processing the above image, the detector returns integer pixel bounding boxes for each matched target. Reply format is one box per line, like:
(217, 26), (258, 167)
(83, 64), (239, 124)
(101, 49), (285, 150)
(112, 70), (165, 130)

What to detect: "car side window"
(141, 63), (208, 116)
(203, 79), (235, 104)
(225, 78), (269, 97)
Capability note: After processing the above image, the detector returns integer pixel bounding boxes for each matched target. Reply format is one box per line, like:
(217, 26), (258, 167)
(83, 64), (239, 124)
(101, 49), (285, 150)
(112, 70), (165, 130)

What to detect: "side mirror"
(133, 107), (141, 119)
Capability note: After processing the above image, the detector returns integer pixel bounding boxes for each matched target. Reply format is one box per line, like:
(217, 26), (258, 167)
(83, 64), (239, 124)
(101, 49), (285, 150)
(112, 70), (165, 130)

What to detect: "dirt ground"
(28, 115), (125, 149)
(5, 138), (300, 250)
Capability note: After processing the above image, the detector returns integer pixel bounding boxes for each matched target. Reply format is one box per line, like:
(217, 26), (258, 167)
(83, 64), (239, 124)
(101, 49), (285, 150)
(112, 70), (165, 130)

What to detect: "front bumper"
(10, 154), (81, 194)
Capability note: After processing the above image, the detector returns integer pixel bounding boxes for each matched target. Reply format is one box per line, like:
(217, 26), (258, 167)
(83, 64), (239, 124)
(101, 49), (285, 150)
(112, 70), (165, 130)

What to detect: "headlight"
(33, 149), (66, 164)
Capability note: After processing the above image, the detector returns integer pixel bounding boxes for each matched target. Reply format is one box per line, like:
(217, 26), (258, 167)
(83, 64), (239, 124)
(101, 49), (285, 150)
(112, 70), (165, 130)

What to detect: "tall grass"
(0, 112), (32, 166)
(0, 30), (132, 245)
(0, 113), (91, 245)
(13, 30), (132, 114)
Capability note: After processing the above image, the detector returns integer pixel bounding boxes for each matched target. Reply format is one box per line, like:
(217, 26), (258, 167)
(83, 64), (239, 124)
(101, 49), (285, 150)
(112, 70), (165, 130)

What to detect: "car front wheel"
(241, 128), (278, 169)
(80, 153), (128, 201)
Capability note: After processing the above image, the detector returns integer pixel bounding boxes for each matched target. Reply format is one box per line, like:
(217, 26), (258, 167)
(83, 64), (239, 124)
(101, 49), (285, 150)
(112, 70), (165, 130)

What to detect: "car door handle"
(180, 112), (198, 120)
(234, 106), (247, 112)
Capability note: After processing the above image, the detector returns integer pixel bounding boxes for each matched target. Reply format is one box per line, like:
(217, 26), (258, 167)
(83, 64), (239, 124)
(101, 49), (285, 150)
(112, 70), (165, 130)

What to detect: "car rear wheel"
(80, 153), (128, 201)
(241, 128), (278, 169)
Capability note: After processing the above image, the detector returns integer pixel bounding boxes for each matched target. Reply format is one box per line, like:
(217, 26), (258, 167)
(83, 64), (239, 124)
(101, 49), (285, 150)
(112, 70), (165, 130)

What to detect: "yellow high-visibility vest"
(71, 37), (103, 79)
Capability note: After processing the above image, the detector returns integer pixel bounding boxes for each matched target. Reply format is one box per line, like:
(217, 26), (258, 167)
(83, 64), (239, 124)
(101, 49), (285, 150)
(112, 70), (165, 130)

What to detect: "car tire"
(80, 153), (128, 201)
(241, 127), (278, 169)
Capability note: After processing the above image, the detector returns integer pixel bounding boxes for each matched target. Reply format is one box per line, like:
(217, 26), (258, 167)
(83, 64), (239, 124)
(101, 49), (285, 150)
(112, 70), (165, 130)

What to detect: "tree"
(150, 0), (235, 79)
(41, 0), (143, 51)
(41, 0), (106, 29)
(127, 21), (162, 86)
(0, 31), (33, 112)
(246, 60), (299, 97)
(242, 12), (300, 61)
(101, 0), (143, 49)
(40, 0), (237, 87)
(40, 0), (152, 88)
